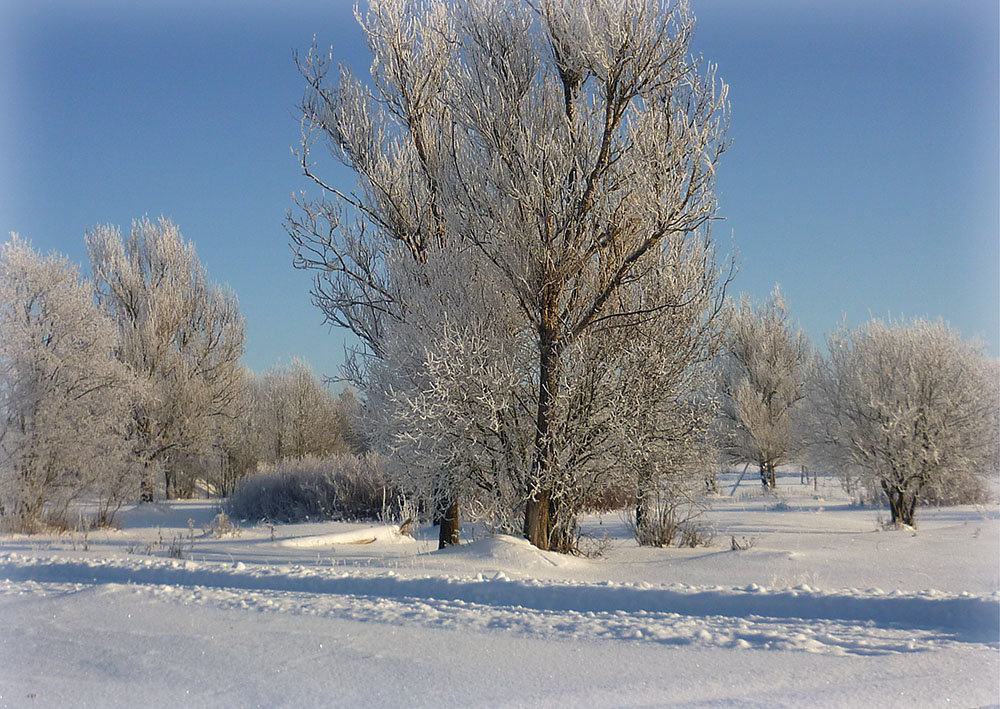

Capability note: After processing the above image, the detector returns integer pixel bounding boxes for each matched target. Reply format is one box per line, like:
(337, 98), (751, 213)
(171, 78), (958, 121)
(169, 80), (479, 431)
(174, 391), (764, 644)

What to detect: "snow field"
(1, 472), (997, 706)
(1, 549), (996, 652)
(1, 580), (994, 708)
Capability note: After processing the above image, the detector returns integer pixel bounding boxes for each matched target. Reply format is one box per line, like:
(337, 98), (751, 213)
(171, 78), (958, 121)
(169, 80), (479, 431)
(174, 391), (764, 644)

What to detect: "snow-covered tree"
(716, 287), (810, 489)
(362, 248), (535, 545)
(256, 359), (354, 463)
(199, 367), (260, 498)
(811, 318), (999, 527)
(605, 239), (723, 540)
(289, 0), (730, 551)
(0, 236), (133, 529)
(87, 218), (246, 500)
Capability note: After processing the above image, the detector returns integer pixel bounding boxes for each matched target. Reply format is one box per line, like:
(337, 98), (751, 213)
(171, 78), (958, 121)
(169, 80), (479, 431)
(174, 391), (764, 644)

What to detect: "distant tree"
(199, 367), (260, 498)
(0, 236), (133, 529)
(256, 359), (355, 464)
(87, 218), (246, 500)
(716, 287), (810, 489)
(289, 0), (730, 551)
(334, 387), (365, 454)
(811, 318), (999, 527)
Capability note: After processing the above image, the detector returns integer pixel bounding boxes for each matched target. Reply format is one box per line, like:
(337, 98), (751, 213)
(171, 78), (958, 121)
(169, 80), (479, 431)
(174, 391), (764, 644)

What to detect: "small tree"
(87, 218), (246, 500)
(716, 287), (810, 489)
(812, 318), (999, 527)
(0, 236), (133, 529)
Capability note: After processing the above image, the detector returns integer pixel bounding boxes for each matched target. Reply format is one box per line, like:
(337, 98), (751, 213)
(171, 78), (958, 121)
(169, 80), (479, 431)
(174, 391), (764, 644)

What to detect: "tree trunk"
(139, 461), (155, 503)
(525, 326), (560, 551)
(882, 481), (917, 527)
(635, 493), (646, 534)
(431, 481), (447, 526)
(525, 488), (552, 550)
(760, 461), (776, 490)
(437, 497), (460, 549)
(138, 421), (156, 503)
(635, 465), (654, 533)
(705, 473), (718, 495)
(548, 499), (577, 554)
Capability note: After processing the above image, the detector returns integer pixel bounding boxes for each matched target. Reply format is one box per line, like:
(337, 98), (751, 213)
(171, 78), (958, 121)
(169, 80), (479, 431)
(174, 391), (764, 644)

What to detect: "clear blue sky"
(3, 0), (997, 378)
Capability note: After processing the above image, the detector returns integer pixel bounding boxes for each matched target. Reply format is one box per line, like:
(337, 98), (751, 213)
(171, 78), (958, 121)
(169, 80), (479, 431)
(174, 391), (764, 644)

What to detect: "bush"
(225, 453), (401, 523)
(627, 502), (683, 547)
(678, 522), (715, 548)
(920, 473), (992, 507)
(0, 508), (114, 535)
(580, 481), (635, 513)
(624, 494), (709, 548)
(204, 511), (241, 537)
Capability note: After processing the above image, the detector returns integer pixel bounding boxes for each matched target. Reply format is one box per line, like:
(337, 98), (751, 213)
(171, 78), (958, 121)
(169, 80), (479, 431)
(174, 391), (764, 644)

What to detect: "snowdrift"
(278, 525), (413, 547)
(430, 534), (583, 571)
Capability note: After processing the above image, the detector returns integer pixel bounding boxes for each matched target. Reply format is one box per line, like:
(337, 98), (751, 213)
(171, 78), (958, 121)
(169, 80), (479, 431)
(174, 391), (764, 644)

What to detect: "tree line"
(0, 223), (357, 531)
(287, 0), (998, 548)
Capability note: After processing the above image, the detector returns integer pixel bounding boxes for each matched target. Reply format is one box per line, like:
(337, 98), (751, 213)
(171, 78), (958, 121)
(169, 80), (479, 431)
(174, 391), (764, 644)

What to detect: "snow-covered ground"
(1, 471), (997, 707)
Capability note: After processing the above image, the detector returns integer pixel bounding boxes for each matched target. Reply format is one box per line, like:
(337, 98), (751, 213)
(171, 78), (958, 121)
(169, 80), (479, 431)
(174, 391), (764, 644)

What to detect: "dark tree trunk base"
(524, 489), (552, 551)
(438, 498), (460, 549)
(883, 482), (918, 527)
(759, 464), (776, 490)
(139, 474), (155, 503)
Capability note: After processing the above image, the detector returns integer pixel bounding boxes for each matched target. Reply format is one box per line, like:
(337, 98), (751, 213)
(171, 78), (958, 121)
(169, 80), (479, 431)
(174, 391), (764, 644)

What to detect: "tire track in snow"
(1, 553), (997, 655)
(0, 577), (982, 658)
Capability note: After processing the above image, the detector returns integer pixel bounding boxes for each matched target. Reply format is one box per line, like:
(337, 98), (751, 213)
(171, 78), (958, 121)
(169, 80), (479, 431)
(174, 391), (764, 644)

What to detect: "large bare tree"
(289, 0), (730, 550)
(87, 218), (246, 500)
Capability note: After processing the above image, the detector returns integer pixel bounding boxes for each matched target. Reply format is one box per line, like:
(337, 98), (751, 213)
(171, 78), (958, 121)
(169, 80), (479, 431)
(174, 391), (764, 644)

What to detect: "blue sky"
(3, 0), (997, 378)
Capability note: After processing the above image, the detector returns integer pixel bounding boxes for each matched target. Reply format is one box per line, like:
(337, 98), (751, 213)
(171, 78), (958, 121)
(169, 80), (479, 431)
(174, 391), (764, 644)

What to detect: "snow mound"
(431, 534), (583, 570)
(279, 525), (413, 548)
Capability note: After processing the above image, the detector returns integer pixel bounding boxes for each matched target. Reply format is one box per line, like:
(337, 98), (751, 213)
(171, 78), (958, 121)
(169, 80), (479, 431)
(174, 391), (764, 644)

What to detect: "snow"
(278, 524), (414, 547)
(1, 471), (997, 707)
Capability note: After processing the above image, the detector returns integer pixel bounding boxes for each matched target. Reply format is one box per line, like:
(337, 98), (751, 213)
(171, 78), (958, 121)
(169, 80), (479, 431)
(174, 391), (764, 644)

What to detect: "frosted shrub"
(921, 474), (991, 507)
(580, 482), (635, 514)
(625, 486), (706, 548)
(628, 503), (682, 547)
(810, 318), (999, 526)
(205, 511), (241, 538)
(225, 453), (400, 523)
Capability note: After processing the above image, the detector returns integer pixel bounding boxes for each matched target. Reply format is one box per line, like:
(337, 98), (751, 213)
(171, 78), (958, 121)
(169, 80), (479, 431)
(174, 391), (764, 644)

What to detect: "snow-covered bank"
(278, 524), (413, 547)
